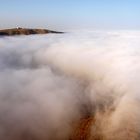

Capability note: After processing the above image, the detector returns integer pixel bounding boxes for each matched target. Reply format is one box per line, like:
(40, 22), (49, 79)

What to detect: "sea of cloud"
(0, 31), (140, 140)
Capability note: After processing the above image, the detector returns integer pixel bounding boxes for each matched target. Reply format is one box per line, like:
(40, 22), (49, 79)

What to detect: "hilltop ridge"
(0, 27), (64, 36)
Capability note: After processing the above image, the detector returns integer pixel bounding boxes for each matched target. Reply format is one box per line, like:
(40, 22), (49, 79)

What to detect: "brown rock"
(0, 27), (64, 36)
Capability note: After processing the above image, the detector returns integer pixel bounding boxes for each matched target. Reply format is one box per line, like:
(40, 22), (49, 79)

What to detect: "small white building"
(16, 27), (22, 29)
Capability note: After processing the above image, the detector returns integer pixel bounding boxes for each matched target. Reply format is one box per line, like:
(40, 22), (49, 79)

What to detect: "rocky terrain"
(0, 27), (63, 36)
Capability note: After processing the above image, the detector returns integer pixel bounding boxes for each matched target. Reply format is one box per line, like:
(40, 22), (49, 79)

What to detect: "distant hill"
(0, 27), (64, 36)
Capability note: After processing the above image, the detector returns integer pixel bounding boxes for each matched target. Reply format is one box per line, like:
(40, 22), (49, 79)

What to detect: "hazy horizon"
(1, 0), (140, 31)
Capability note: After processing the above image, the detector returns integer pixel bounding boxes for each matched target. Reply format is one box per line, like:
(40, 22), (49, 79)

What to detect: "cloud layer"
(0, 31), (140, 140)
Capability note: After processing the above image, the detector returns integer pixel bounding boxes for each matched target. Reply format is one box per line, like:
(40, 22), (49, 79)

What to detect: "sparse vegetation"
(0, 28), (64, 36)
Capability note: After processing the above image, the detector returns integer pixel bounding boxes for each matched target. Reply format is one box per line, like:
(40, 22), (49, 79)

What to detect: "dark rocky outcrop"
(0, 27), (64, 36)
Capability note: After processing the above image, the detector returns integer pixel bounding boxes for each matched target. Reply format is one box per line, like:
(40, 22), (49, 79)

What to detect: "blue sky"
(0, 0), (140, 30)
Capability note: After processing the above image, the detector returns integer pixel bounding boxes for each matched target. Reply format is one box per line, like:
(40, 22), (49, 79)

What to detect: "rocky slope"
(0, 27), (63, 36)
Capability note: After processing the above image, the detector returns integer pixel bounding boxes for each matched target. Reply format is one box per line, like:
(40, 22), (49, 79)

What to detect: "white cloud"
(0, 31), (140, 139)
